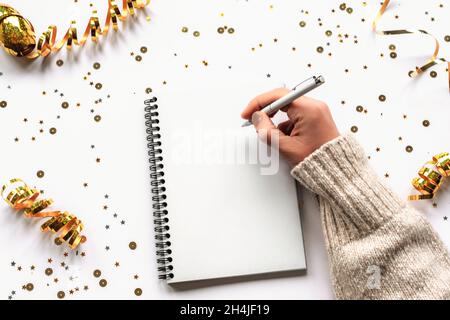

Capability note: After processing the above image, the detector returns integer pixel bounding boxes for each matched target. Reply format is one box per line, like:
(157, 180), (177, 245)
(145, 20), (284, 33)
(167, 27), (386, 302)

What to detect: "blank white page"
(152, 83), (306, 284)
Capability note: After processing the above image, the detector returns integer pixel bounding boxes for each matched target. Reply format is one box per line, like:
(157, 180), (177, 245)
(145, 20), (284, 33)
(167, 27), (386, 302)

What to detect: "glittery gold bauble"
(0, 4), (36, 57)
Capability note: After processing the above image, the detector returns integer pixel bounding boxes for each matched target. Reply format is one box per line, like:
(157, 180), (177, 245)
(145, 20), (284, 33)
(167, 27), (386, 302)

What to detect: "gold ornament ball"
(0, 4), (36, 57)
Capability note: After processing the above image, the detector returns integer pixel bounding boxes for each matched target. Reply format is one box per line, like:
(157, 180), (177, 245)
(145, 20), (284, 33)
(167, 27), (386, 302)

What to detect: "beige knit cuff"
(291, 134), (406, 235)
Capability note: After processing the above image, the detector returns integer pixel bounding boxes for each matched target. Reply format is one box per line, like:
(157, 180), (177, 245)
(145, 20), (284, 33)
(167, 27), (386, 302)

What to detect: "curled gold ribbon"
(30, 0), (150, 58)
(373, 0), (450, 90)
(1, 179), (87, 249)
(409, 153), (450, 200)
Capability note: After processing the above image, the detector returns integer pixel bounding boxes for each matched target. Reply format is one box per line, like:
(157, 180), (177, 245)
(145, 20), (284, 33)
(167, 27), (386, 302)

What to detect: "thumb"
(252, 111), (285, 145)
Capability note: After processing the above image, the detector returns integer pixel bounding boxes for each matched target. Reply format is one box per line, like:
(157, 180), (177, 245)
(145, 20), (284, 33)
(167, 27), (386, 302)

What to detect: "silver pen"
(241, 75), (325, 127)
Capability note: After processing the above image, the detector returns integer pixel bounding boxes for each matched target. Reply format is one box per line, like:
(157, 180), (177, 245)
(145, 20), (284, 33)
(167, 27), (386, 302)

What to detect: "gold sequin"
(356, 105), (364, 112)
(299, 21), (306, 27)
(93, 269), (101, 278)
(325, 30), (332, 37)
(317, 46), (324, 53)
(445, 35), (450, 42)
(135, 55), (142, 62)
(351, 126), (358, 133)
(57, 291), (65, 299)
(36, 170), (45, 178)
(93, 62), (101, 70)
(423, 120), (430, 127)
(145, 88), (152, 94)
(45, 268), (53, 276)
(346, 7), (353, 14)
(406, 145), (414, 153)
(49, 128), (57, 135)
(99, 279), (107, 287)
(0, 101), (7, 108)
(94, 115), (101, 122)
(56, 59), (64, 67)
(339, 3), (346, 10)
(140, 46), (148, 54)
(129, 241), (137, 250)
(26, 283), (34, 291)
(181, 26), (188, 33)
(389, 44), (396, 51)
(430, 71), (438, 78)
(390, 52), (397, 59)
(193, 31), (200, 37)
(95, 83), (102, 90)
(379, 95), (386, 102)
(217, 27), (225, 34)
(61, 102), (69, 109)
(228, 27), (235, 34)
(134, 288), (143, 296)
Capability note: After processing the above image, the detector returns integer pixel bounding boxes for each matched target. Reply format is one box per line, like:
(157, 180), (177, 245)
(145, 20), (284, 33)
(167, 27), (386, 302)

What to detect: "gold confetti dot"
(430, 71), (437, 78)
(99, 279), (107, 287)
(57, 291), (65, 299)
(36, 170), (45, 178)
(26, 283), (34, 291)
(49, 127), (57, 135)
(339, 3), (346, 10)
(134, 288), (143, 296)
(389, 44), (396, 51)
(299, 21), (306, 27)
(351, 126), (358, 133)
(93, 62), (101, 69)
(422, 120), (430, 127)
(140, 46), (148, 54)
(346, 7), (353, 14)
(129, 241), (137, 250)
(56, 59), (64, 67)
(145, 88), (153, 94)
(228, 27), (235, 34)
(445, 35), (450, 42)
(54, 238), (63, 246)
(181, 26), (188, 33)
(135, 55), (142, 62)
(61, 102), (69, 109)
(317, 46), (324, 53)
(406, 145), (413, 153)
(93, 269), (102, 278)
(193, 31), (200, 37)
(379, 95), (386, 102)
(94, 115), (101, 122)
(356, 105), (364, 112)
(45, 268), (53, 276)
(0, 100), (7, 108)
(95, 83), (103, 90)
(325, 30), (332, 37)
(217, 27), (225, 34)
(390, 52), (397, 59)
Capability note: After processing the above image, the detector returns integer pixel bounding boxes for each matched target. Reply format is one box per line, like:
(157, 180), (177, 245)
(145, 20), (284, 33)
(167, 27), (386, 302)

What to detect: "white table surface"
(0, 0), (449, 300)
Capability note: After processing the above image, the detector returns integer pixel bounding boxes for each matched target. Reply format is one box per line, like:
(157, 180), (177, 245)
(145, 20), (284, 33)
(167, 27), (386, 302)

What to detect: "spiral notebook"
(144, 87), (306, 284)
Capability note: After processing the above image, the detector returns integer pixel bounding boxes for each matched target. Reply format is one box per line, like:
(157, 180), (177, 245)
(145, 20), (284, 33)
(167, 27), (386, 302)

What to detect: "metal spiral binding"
(144, 97), (174, 280)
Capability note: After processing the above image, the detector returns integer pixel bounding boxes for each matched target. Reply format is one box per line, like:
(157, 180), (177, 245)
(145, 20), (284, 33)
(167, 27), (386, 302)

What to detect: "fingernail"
(252, 112), (262, 126)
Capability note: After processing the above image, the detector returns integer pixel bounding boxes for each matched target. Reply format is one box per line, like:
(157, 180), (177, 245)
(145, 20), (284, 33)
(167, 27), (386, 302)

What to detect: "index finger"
(240, 88), (290, 120)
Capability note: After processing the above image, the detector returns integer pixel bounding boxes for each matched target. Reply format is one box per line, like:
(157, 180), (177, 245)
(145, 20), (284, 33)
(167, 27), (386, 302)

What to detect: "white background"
(0, 0), (449, 299)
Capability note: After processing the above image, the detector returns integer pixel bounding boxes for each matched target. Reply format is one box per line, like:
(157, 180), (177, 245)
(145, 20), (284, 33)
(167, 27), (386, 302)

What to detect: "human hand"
(241, 88), (340, 167)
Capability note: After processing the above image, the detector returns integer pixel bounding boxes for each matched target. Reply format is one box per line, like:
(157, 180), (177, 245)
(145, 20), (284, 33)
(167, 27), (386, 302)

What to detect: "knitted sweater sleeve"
(291, 134), (450, 299)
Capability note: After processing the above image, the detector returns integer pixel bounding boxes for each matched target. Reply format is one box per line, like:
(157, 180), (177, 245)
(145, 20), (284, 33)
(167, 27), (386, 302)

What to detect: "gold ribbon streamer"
(373, 0), (450, 90)
(31, 0), (150, 58)
(409, 153), (450, 200)
(1, 179), (87, 249)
